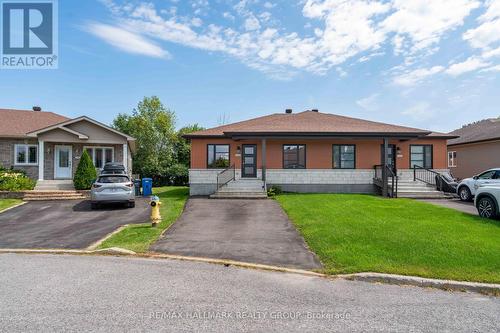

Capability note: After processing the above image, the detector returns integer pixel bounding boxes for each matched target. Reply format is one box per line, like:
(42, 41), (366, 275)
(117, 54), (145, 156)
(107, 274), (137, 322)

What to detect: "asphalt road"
(0, 199), (149, 249)
(0, 254), (498, 332)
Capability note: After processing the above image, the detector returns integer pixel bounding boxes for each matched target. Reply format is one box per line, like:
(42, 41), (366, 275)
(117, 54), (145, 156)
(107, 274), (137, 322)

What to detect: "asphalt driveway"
(419, 199), (477, 215)
(150, 198), (322, 270)
(0, 199), (149, 249)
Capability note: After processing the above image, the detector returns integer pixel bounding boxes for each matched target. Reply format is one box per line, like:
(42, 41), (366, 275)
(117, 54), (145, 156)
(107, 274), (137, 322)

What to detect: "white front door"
(54, 146), (72, 179)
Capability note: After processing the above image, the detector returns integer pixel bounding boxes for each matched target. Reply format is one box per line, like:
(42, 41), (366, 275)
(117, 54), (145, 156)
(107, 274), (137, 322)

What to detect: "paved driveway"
(0, 199), (149, 249)
(150, 198), (322, 270)
(419, 199), (477, 216)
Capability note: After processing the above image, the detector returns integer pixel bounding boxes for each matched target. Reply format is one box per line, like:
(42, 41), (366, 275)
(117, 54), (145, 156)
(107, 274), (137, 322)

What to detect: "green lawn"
(276, 194), (500, 283)
(0, 199), (22, 212)
(97, 186), (189, 253)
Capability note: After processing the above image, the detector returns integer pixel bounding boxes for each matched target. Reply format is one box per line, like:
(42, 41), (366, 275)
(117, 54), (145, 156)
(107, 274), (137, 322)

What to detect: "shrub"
(73, 150), (97, 190)
(0, 171), (36, 191)
(267, 185), (282, 197)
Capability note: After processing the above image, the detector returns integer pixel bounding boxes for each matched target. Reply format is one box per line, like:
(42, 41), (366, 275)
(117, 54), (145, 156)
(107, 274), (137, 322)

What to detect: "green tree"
(175, 124), (204, 167)
(73, 150), (97, 190)
(113, 96), (177, 177)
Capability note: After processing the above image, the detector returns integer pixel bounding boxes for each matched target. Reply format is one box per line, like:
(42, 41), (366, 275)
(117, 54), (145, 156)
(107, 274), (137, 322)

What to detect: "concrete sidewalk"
(150, 198), (322, 270)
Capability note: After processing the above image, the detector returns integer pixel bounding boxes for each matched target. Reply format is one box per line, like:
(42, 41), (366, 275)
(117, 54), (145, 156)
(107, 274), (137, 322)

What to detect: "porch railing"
(217, 164), (235, 189)
(373, 164), (398, 198)
(413, 165), (444, 188)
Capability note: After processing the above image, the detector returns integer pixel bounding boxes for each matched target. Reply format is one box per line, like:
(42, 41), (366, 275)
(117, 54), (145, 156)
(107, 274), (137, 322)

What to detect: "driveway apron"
(150, 198), (322, 270)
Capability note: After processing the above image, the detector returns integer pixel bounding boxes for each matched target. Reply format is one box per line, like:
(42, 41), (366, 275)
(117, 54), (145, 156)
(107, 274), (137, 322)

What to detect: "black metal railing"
(217, 164), (235, 189)
(413, 165), (440, 186)
(373, 164), (398, 198)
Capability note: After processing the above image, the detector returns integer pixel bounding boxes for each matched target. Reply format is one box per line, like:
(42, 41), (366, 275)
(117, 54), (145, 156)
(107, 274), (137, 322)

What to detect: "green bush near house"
(0, 168), (36, 191)
(73, 150), (97, 190)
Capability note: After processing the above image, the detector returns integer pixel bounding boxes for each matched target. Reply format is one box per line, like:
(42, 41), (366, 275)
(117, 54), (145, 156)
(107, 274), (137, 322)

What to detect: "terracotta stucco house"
(0, 108), (135, 183)
(448, 118), (500, 179)
(185, 109), (454, 196)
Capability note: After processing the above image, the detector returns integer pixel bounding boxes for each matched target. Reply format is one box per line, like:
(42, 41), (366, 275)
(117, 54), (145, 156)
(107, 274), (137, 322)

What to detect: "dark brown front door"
(380, 144), (396, 172)
(242, 145), (257, 178)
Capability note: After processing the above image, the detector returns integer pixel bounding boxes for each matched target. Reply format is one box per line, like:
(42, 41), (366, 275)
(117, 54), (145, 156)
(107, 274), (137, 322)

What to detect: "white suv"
(475, 186), (500, 219)
(456, 168), (500, 201)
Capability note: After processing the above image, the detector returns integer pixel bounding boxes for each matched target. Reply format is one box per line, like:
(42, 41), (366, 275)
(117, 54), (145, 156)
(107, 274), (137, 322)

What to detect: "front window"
(85, 147), (114, 169)
(14, 144), (38, 165)
(333, 145), (355, 169)
(283, 144), (306, 169)
(448, 151), (457, 168)
(477, 170), (496, 179)
(410, 145), (433, 169)
(207, 144), (230, 168)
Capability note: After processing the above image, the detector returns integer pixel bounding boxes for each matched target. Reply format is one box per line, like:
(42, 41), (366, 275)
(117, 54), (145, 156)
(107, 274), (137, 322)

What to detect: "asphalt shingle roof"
(0, 109), (69, 138)
(448, 118), (500, 145)
(186, 110), (448, 137)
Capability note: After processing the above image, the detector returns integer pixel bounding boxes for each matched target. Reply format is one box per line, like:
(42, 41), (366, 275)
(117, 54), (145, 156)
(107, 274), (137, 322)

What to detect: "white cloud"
(382, 0), (480, 55)
(401, 102), (435, 121)
(263, 2), (276, 9)
(463, 0), (500, 49)
(393, 66), (444, 86)
(356, 93), (379, 111)
(244, 15), (261, 31)
(91, 0), (498, 80)
(84, 22), (170, 59)
(445, 57), (491, 76)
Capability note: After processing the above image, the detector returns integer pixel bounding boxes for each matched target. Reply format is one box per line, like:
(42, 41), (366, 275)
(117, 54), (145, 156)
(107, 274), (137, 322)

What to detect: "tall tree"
(175, 124), (204, 168)
(113, 96), (177, 177)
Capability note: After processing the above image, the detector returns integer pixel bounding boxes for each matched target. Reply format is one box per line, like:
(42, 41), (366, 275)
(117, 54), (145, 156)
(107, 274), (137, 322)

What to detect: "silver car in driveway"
(90, 174), (135, 209)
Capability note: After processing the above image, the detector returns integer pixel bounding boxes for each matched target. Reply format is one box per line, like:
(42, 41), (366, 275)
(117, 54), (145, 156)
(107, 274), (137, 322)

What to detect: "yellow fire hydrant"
(150, 195), (162, 227)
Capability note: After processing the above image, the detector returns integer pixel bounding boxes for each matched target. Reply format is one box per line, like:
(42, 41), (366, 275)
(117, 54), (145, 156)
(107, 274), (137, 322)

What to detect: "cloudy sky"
(1, 0), (499, 132)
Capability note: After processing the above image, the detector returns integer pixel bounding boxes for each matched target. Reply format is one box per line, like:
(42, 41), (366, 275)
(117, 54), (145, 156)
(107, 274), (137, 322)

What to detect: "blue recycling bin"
(142, 178), (153, 197)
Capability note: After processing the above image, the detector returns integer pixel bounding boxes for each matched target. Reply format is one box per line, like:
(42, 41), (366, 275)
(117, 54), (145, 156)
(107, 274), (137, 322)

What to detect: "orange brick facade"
(190, 137), (448, 170)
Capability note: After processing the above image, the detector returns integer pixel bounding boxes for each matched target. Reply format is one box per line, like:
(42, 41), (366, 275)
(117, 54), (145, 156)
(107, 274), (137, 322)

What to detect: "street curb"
(339, 272), (500, 296)
(0, 201), (26, 214)
(1, 249), (499, 296)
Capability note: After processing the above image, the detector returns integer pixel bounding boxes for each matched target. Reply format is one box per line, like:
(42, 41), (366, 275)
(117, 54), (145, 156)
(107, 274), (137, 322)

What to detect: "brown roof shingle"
(185, 110), (439, 137)
(448, 118), (500, 145)
(0, 109), (69, 138)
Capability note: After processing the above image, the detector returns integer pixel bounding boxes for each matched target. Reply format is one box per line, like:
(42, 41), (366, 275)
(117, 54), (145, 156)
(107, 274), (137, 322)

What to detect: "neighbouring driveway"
(419, 199), (478, 216)
(0, 199), (149, 249)
(150, 198), (322, 270)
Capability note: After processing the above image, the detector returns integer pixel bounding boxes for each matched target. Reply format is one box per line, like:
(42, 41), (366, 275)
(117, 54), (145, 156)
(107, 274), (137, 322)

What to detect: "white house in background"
(0, 108), (135, 181)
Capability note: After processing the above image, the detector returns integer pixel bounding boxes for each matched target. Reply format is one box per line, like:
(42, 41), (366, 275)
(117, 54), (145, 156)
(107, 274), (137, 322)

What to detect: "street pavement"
(0, 254), (499, 332)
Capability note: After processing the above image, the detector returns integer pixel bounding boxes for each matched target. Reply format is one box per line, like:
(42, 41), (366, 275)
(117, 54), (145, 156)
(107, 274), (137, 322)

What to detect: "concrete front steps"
(27, 180), (88, 201)
(23, 190), (89, 201)
(35, 180), (76, 191)
(392, 180), (452, 199)
(210, 179), (267, 199)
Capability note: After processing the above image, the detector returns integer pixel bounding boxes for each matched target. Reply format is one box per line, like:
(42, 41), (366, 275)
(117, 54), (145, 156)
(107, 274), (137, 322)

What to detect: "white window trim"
(84, 146), (114, 169)
(14, 144), (38, 166)
(448, 151), (457, 168)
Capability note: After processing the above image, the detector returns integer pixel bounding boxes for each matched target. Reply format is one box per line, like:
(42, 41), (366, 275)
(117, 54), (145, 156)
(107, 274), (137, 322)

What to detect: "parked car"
(90, 174), (135, 209)
(456, 168), (500, 201)
(474, 186), (500, 219)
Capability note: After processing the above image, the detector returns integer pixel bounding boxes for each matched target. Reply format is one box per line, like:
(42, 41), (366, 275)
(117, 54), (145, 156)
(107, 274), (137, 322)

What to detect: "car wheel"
(91, 202), (98, 210)
(459, 186), (472, 201)
(128, 202), (135, 208)
(477, 197), (497, 219)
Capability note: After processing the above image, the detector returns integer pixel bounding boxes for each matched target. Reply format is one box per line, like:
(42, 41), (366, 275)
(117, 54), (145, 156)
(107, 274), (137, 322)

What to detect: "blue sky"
(1, 0), (499, 133)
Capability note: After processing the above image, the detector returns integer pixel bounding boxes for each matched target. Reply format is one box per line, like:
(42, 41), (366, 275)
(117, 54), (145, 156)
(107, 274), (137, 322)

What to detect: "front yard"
(97, 187), (189, 252)
(0, 199), (22, 212)
(276, 194), (500, 284)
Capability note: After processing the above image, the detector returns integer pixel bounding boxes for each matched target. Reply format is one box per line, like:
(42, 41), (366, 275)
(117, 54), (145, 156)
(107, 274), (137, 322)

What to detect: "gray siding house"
(0, 108), (135, 182)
